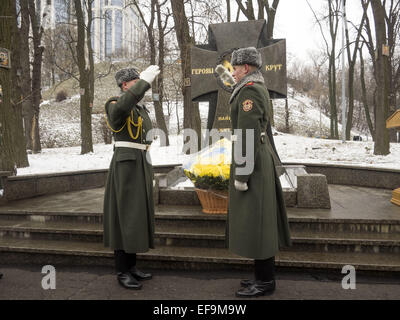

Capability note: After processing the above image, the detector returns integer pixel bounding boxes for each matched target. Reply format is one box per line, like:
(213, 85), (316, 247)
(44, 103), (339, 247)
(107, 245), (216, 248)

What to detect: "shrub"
(56, 90), (68, 102)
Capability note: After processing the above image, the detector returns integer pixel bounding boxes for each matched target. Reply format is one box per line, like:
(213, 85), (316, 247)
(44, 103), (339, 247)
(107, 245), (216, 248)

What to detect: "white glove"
(234, 180), (248, 191)
(215, 64), (236, 85)
(140, 65), (160, 85)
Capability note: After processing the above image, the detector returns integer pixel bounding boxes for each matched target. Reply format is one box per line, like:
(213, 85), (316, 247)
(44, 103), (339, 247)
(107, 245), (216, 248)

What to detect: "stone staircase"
(0, 186), (400, 275)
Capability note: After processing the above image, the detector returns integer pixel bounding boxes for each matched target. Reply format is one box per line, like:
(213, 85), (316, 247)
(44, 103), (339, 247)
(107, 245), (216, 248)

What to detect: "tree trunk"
(226, 0), (231, 22)
(359, 48), (375, 140)
(235, 0), (255, 20)
(19, 0), (34, 151)
(345, 5), (366, 140)
(285, 98), (289, 133)
(328, 53), (339, 139)
(371, 0), (390, 155)
(87, 0), (95, 109)
(0, 0), (29, 172)
(171, 0), (201, 151)
(155, 0), (170, 145)
(74, 0), (93, 154)
(328, 0), (339, 139)
(10, 1), (29, 167)
(28, 0), (44, 153)
(265, 0), (280, 39)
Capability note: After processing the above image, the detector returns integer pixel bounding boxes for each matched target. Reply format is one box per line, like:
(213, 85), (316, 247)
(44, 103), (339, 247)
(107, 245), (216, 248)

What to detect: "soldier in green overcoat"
(227, 47), (292, 297)
(103, 65), (160, 290)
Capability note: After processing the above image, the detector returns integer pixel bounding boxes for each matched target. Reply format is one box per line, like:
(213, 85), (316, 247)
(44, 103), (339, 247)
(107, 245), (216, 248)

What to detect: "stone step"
(1, 219), (400, 254)
(0, 209), (103, 224)
(159, 188), (297, 207)
(1, 205), (399, 234)
(0, 237), (399, 274)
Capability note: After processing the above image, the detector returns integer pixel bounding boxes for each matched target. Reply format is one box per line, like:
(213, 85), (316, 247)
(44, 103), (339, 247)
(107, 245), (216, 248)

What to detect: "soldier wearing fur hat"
(103, 65), (160, 290)
(228, 47), (292, 297)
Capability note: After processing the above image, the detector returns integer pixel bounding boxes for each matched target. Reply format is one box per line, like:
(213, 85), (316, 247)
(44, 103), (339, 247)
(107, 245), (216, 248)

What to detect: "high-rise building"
(36, 0), (143, 61)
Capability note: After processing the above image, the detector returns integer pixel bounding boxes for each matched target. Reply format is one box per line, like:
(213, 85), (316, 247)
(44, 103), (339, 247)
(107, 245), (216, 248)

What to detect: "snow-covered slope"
(16, 132), (400, 176)
(39, 82), (365, 149)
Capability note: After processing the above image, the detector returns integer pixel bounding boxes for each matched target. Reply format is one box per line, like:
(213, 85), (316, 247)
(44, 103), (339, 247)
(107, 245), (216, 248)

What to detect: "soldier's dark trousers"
(114, 250), (136, 273)
(254, 256), (275, 281)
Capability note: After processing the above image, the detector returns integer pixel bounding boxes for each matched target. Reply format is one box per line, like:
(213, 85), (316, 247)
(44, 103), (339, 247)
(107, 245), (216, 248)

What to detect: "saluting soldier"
(228, 47), (292, 297)
(103, 65), (160, 290)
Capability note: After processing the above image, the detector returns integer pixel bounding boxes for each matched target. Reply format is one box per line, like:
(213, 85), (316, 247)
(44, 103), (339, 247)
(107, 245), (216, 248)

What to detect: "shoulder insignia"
(244, 81), (254, 87)
(242, 99), (253, 112)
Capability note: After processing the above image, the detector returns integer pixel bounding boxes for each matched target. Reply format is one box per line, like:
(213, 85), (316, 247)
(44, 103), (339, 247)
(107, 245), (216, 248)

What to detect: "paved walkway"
(0, 266), (399, 300)
(1, 185), (399, 301)
(1, 185), (399, 221)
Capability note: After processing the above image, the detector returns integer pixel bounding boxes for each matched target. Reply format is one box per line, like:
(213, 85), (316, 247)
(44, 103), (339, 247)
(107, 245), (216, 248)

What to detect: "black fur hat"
(115, 67), (140, 87)
(231, 47), (262, 69)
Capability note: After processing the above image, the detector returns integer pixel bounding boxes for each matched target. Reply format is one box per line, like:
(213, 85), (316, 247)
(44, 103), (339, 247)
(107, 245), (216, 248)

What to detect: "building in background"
(36, 0), (144, 61)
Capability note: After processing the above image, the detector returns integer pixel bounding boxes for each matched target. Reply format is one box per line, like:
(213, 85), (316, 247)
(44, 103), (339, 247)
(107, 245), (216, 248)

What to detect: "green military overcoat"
(227, 70), (292, 260)
(103, 79), (155, 253)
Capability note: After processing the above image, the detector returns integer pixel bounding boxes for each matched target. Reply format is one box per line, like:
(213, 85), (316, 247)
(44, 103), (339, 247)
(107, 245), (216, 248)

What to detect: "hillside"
(39, 62), (364, 148)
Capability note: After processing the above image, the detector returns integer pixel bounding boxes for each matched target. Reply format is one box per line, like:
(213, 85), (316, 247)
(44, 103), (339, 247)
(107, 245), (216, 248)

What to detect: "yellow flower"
(221, 164), (230, 179)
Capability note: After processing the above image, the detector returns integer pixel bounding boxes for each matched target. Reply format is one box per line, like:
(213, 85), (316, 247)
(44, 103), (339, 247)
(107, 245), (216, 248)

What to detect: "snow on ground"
(21, 84), (398, 176)
(16, 133), (400, 176)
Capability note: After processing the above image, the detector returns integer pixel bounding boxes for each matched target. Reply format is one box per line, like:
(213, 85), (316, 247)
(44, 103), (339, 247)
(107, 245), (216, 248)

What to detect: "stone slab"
(289, 163), (400, 190)
(296, 174), (331, 209)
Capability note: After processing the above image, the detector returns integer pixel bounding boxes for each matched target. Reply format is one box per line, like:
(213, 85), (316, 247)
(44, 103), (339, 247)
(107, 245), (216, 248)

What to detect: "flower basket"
(183, 138), (232, 214)
(195, 188), (228, 214)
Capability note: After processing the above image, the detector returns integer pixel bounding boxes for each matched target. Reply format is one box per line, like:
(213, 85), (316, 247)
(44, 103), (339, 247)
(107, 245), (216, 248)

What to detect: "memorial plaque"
(191, 20), (287, 132)
(0, 48), (11, 69)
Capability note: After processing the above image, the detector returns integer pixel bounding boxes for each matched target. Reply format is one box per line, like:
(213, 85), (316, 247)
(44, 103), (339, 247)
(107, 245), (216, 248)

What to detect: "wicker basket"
(195, 188), (228, 214)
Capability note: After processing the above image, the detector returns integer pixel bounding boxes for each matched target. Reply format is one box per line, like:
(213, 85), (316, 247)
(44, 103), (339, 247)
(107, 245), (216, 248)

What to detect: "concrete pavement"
(0, 265), (399, 300)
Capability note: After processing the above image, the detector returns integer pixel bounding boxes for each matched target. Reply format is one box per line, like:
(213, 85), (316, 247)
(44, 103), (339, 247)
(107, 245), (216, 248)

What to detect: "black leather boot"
(130, 266), (152, 281)
(240, 279), (255, 287)
(117, 272), (142, 290)
(236, 280), (276, 298)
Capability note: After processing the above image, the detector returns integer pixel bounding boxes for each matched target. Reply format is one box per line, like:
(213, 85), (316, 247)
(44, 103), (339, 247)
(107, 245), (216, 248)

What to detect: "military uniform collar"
(229, 70), (265, 104)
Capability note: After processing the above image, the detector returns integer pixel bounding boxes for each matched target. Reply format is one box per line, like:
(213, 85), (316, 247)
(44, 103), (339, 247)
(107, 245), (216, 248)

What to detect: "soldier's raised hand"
(140, 65), (160, 85)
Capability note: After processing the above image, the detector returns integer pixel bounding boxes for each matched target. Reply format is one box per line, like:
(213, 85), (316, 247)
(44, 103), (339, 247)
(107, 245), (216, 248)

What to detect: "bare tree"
(235, 0), (279, 38)
(344, 0), (367, 140)
(131, 0), (171, 145)
(358, 44), (375, 139)
(0, 0), (29, 172)
(28, 0), (45, 153)
(359, 0), (394, 155)
(19, 0), (34, 152)
(73, 0), (94, 154)
(171, 0), (201, 151)
(17, 0), (46, 154)
(308, 0), (340, 139)
(370, 0), (390, 155)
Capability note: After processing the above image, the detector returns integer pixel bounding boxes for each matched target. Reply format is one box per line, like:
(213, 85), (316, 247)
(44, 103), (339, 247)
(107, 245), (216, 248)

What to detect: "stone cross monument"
(191, 20), (287, 132)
